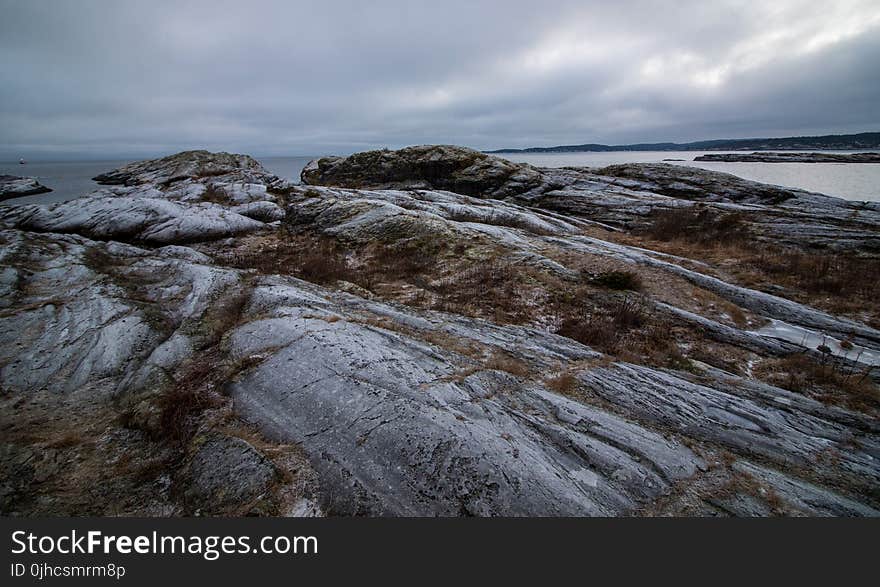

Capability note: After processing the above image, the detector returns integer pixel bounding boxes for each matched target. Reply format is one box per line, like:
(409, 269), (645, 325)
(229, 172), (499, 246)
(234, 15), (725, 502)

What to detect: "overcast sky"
(2, 0), (879, 159)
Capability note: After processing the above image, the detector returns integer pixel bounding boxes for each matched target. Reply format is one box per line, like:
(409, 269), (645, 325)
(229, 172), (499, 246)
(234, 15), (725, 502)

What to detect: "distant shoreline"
(487, 131), (880, 154)
(694, 152), (880, 163)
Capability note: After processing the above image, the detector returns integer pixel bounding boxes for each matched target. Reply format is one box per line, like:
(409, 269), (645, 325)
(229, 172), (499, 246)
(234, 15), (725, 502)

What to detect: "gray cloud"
(1, 0), (879, 159)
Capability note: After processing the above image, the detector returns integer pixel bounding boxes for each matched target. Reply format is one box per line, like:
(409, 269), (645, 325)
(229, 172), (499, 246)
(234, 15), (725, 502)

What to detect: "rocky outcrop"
(229, 278), (701, 515)
(695, 152), (880, 163)
(524, 164), (880, 252)
(2, 196), (267, 244)
(303, 147), (880, 252)
(93, 150), (272, 187)
(0, 175), (52, 201)
(1, 150), (291, 245)
(593, 163), (801, 204)
(1, 148), (878, 517)
(301, 145), (546, 199)
(285, 184), (587, 246)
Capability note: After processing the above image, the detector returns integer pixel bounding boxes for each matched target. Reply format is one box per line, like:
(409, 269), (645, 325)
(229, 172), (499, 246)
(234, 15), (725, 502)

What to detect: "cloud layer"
(2, 0), (879, 158)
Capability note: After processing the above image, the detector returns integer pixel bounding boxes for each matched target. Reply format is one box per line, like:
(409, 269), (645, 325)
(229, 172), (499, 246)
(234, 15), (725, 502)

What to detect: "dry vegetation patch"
(545, 372), (579, 395)
(756, 354), (879, 413)
(641, 206), (752, 245)
(603, 209), (880, 327)
(485, 350), (530, 378)
(217, 231), (713, 373)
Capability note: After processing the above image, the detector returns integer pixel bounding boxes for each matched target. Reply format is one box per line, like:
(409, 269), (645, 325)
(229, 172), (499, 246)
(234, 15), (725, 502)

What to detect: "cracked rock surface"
(1, 148), (877, 516)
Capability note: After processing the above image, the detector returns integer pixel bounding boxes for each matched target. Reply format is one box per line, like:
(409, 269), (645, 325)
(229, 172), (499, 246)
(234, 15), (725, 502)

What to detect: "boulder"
(301, 145), (545, 199)
(0, 175), (52, 201)
(595, 163), (801, 204)
(0, 195), (267, 244)
(93, 150), (270, 187)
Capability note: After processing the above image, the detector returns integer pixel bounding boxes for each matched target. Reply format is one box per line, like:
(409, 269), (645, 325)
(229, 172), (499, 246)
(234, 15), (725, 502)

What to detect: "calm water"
(2, 151), (878, 205)
(500, 151), (880, 202)
(0, 160), (132, 205)
(0, 156), (314, 206)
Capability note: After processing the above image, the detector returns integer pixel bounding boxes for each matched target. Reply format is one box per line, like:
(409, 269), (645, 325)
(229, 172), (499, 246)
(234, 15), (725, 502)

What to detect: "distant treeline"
(487, 132), (880, 153)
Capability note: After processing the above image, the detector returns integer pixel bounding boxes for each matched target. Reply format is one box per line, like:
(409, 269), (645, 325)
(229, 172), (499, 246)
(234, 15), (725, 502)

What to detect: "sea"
(1, 151), (878, 205)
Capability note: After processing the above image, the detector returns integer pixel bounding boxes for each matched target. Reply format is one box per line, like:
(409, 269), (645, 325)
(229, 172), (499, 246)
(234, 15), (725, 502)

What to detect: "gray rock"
(301, 145), (545, 199)
(93, 150), (272, 187)
(229, 278), (703, 516)
(232, 201), (285, 223)
(576, 363), (879, 493)
(0, 230), (241, 396)
(183, 435), (277, 514)
(727, 461), (879, 517)
(303, 149), (880, 252)
(0, 195), (268, 244)
(1, 147), (878, 517)
(595, 163), (803, 204)
(0, 175), (52, 201)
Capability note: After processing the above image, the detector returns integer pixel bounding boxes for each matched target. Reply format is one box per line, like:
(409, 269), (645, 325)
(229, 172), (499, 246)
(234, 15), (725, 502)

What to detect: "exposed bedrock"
(302, 146), (880, 252)
(0, 228), (320, 516)
(228, 276), (878, 515)
(594, 163), (804, 204)
(3, 226), (876, 515)
(1, 148), (878, 516)
(1, 196), (268, 244)
(547, 235), (880, 348)
(301, 145), (547, 199)
(0, 175), (52, 201)
(0, 150), (290, 244)
(93, 149), (277, 187)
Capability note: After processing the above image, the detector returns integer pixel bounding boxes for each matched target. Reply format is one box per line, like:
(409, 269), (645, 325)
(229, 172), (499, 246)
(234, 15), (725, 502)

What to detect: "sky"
(1, 0), (879, 159)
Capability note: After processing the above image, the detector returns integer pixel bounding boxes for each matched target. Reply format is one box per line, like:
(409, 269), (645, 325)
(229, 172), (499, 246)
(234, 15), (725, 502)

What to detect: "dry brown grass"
(545, 373), (579, 394)
(201, 184), (231, 205)
(485, 350), (530, 378)
(589, 270), (643, 291)
(44, 432), (87, 449)
(419, 330), (483, 359)
(719, 468), (789, 516)
(152, 358), (224, 447)
(431, 259), (526, 322)
(757, 354), (879, 412)
(752, 249), (878, 298)
(219, 231), (720, 377)
(228, 231), (544, 325)
(613, 217), (880, 327)
(724, 302), (749, 329)
(224, 231), (446, 296)
(360, 237), (443, 283)
(641, 206), (751, 244)
(298, 246), (349, 284)
(554, 295), (650, 354)
(225, 235), (349, 285)
(118, 349), (229, 450)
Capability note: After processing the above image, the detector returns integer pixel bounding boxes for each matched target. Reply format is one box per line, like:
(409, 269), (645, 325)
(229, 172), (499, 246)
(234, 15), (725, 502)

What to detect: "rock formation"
(0, 175), (52, 201)
(301, 145), (546, 198)
(1, 147), (878, 516)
